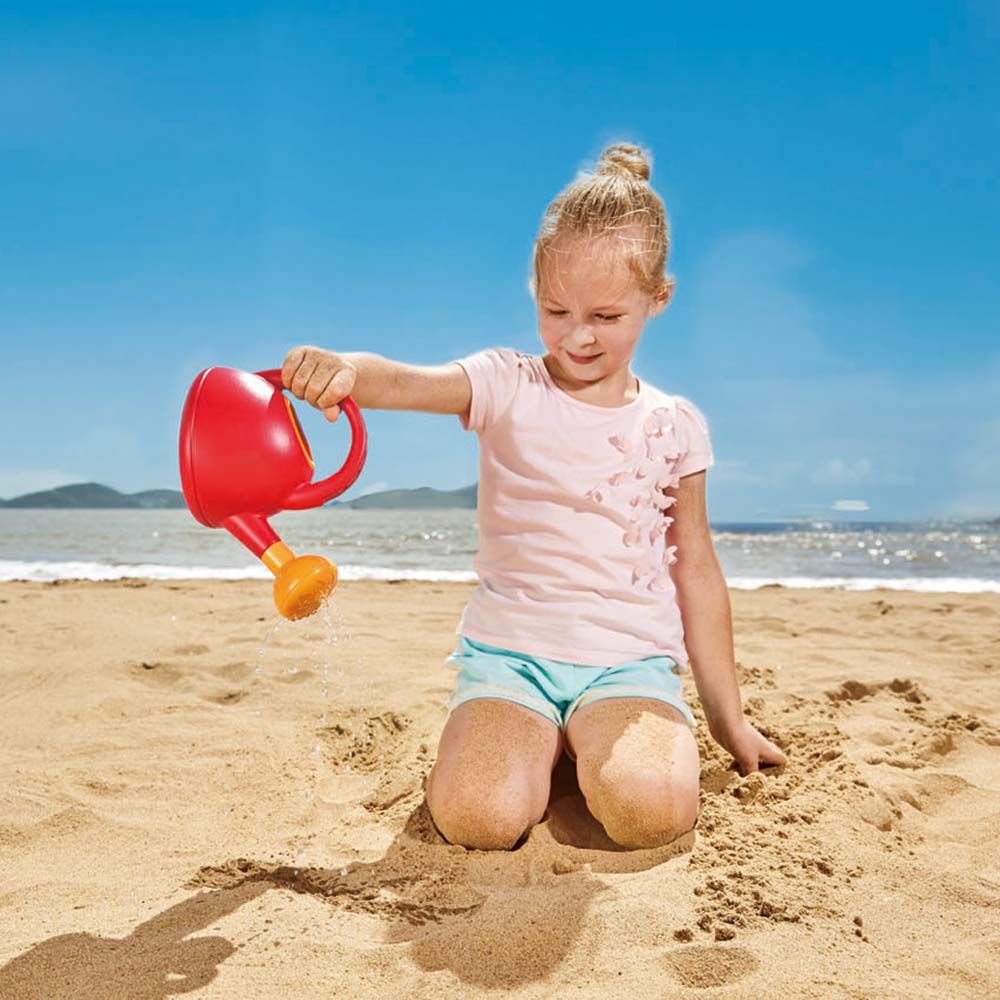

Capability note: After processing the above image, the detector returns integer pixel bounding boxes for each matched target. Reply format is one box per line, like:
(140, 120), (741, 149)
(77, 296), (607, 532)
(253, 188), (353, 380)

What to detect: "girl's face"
(536, 235), (669, 385)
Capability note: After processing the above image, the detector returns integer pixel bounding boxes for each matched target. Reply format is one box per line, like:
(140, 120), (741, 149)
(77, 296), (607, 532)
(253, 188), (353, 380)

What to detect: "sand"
(0, 578), (998, 999)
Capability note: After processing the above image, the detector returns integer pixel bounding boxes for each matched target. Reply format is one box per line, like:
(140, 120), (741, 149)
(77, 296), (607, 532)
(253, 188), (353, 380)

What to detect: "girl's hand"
(281, 345), (358, 422)
(712, 718), (788, 776)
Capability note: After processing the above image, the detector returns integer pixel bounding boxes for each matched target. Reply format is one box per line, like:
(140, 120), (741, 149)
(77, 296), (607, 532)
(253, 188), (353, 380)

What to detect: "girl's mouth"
(567, 351), (602, 365)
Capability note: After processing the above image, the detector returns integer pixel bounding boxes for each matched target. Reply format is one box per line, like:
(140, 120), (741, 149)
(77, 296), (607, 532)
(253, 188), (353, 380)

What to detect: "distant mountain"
(0, 481), (477, 510)
(331, 484), (477, 510)
(0, 483), (186, 509)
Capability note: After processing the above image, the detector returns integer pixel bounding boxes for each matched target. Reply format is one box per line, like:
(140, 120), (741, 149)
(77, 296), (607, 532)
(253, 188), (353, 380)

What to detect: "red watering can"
(178, 367), (367, 620)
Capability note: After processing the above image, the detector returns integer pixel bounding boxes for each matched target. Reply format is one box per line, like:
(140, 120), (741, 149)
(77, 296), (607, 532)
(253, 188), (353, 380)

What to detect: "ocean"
(1, 508), (998, 592)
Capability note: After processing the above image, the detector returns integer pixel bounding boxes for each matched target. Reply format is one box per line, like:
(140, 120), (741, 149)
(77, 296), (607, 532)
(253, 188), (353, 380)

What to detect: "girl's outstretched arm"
(281, 345), (472, 423)
(665, 471), (788, 775)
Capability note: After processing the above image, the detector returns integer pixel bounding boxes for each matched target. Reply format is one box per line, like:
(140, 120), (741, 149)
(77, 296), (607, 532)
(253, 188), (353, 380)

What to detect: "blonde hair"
(529, 141), (673, 301)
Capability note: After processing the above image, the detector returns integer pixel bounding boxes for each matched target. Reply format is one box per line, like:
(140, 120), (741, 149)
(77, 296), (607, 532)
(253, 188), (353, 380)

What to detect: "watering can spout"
(261, 540), (338, 621)
(220, 513), (339, 621)
(179, 367), (367, 620)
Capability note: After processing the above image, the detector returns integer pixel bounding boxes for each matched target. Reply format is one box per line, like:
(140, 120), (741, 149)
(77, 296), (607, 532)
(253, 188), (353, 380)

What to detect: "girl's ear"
(650, 276), (675, 316)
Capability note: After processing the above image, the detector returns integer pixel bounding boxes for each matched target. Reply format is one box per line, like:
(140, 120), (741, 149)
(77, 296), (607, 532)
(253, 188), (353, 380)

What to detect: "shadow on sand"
(0, 754), (695, 998)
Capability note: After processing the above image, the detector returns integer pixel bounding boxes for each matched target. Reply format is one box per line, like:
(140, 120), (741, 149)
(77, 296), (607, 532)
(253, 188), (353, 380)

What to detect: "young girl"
(281, 142), (787, 852)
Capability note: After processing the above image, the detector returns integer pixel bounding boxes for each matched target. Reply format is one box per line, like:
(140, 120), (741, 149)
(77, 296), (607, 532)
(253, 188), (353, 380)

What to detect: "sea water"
(2, 508), (998, 591)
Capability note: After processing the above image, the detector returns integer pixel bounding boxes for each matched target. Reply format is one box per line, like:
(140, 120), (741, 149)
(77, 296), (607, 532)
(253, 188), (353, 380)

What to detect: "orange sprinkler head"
(262, 542), (338, 621)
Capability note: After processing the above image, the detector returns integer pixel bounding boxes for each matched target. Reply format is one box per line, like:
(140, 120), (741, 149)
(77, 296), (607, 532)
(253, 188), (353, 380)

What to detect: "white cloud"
(832, 499), (871, 512)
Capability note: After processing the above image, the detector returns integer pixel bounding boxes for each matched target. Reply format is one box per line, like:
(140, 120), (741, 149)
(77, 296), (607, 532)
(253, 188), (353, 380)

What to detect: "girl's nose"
(568, 326), (598, 347)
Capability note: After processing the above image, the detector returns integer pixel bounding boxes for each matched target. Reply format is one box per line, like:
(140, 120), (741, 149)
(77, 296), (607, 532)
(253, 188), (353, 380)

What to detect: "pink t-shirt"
(453, 347), (715, 671)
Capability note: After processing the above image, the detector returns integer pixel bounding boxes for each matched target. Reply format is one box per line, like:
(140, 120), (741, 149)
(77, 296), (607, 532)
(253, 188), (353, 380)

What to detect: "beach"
(1, 577), (998, 999)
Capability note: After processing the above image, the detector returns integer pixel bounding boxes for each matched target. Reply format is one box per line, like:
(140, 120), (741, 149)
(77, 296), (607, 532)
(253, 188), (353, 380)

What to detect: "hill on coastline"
(0, 483), (188, 509)
(331, 484), (476, 509)
(0, 482), (478, 510)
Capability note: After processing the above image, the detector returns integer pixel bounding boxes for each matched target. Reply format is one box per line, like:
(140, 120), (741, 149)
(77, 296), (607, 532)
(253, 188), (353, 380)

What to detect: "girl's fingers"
(281, 347), (307, 389)
(316, 368), (357, 411)
(305, 363), (338, 406)
(290, 356), (320, 399)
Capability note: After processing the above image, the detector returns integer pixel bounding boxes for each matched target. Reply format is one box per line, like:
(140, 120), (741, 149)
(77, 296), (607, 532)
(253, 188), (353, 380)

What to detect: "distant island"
(330, 484), (476, 509)
(2, 482), (996, 521)
(0, 483), (189, 509)
(0, 481), (478, 511)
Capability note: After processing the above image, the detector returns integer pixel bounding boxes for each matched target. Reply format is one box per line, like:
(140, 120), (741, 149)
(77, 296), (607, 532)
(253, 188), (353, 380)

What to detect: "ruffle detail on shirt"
(583, 404), (685, 592)
(510, 351), (545, 386)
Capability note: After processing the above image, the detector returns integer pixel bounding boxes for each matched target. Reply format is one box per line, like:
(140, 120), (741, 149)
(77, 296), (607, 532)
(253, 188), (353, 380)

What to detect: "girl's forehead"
(539, 246), (638, 303)
(542, 262), (636, 304)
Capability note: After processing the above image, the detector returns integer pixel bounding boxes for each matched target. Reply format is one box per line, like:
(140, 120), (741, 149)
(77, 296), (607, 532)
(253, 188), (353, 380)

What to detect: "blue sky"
(2, 2), (997, 521)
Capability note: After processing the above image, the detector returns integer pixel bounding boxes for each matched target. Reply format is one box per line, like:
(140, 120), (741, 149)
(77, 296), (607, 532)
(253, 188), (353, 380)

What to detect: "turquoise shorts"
(444, 635), (697, 760)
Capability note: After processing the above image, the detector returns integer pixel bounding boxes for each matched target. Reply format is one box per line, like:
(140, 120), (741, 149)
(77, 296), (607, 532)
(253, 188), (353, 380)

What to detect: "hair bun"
(595, 143), (652, 182)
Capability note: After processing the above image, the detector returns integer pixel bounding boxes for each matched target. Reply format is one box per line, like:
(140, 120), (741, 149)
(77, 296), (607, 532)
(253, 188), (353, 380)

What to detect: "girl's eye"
(544, 308), (622, 321)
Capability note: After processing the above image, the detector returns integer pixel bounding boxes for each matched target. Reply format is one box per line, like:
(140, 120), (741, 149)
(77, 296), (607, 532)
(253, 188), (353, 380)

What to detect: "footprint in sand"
(825, 677), (929, 706)
(321, 711), (413, 773)
(130, 658), (261, 708)
(825, 679), (876, 703)
(210, 661), (256, 683)
(863, 708), (1000, 771)
(318, 711), (430, 815)
(748, 616), (792, 635)
(663, 944), (759, 987)
(130, 660), (184, 686)
(856, 770), (973, 832)
(205, 689), (248, 706)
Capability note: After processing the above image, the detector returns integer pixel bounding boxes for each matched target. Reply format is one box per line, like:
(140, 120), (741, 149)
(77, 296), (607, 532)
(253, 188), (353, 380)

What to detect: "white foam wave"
(725, 575), (1000, 593)
(0, 560), (478, 584)
(1, 561), (997, 592)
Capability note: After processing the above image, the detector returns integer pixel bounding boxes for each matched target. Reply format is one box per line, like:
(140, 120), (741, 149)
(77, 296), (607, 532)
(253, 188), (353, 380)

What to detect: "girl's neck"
(542, 353), (640, 408)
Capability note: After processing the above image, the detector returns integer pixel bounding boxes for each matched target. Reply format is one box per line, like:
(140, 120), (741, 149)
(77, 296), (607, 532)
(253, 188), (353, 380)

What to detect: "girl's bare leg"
(565, 697), (700, 849)
(426, 698), (563, 850)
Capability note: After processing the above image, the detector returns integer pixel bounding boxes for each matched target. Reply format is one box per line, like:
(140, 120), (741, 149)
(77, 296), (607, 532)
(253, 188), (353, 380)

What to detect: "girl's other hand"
(281, 345), (358, 422)
(713, 718), (788, 776)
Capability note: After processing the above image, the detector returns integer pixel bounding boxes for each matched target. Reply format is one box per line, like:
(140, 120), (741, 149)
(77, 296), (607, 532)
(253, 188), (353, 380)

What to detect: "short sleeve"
(672, 395), (715, 478)
(453, 347), (524, 435)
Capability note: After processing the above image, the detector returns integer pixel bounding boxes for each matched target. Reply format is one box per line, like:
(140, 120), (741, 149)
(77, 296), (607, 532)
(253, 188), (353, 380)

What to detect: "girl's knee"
(583, 766), (699, 849)
(427, 776), (543, 850)
(426, 699), (560, 849)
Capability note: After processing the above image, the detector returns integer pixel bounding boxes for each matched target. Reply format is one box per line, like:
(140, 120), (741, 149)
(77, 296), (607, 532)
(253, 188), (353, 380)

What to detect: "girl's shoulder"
(453, 345), (538, 434)
(640, 379), (710, 423)
(638, 383), (714, 468)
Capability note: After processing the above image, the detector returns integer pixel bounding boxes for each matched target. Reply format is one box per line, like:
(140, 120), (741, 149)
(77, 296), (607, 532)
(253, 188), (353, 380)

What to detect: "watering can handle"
(255, 369), (368, 510)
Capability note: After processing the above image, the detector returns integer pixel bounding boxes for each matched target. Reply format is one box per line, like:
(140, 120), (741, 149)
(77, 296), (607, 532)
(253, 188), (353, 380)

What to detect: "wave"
(725, 575), (1000, 593)
(0, 560), (478, 584)
(1, 560), (997, 592)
